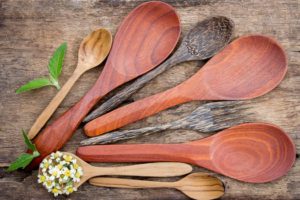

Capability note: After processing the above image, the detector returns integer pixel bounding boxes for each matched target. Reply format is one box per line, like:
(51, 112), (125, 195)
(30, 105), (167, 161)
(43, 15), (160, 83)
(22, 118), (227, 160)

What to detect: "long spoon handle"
(89, 177), (172, 188)
(84, 86), (191, 137)
(83, 50), (186, 123)
(91, 162), (192, 178)
(28, 69), (82, 139)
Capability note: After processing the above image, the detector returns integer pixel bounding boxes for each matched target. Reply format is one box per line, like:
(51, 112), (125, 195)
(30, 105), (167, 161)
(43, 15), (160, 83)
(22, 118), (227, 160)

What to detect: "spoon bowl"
(77, 123), (296, 183)
(90, 173), (224, 200)
(84, 35), (288, 137)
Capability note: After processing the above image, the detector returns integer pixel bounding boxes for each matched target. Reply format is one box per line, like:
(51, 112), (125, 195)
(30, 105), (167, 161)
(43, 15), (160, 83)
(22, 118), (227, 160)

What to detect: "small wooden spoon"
(27, 1), (180, 169)
(77, 123), (296, 183)
(27, 29), (112, 139)
(39, 152), (193, 189)
(89, 173), (224, 200)
(84, 35), (288, 137)
(83, 16), (234, 122)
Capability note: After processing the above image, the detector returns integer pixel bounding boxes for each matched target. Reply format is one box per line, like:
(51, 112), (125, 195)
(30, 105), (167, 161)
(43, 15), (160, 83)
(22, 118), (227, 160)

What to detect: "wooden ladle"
(83, 16), (234, 122)
(84, 35), (288, 137)
(77, 123), (296, 183)
(27, 29), (112, 139)
(27, 1), (180, 169)
(89, 173), (224, 200)
(39, 152), (193, 189)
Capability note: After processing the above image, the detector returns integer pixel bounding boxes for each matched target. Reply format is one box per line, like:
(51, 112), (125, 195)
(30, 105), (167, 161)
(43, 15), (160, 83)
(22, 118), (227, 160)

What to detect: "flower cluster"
(38, 151), (83, 196)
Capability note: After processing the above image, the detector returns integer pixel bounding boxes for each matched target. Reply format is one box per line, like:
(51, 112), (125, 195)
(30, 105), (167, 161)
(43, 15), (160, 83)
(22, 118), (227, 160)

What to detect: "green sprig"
(16, 42), (67, 93)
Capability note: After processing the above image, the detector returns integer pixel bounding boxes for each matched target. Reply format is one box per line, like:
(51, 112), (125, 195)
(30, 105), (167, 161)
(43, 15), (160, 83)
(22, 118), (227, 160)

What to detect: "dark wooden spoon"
(77, 123), (296, 183)
(26, 1), (180, 169)
(84, 35), (288, 137)
(83, 16), (234, 122)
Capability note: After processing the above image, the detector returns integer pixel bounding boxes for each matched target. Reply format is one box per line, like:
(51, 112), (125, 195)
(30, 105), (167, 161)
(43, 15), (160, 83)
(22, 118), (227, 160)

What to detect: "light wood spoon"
(84, 35), (288, 137)
(26, 1), (180, 170)
(28, 29), (112, 139)
(77, 123), (296, 183)
(89, 173), (224, 200)
(39, 152), (193, 189)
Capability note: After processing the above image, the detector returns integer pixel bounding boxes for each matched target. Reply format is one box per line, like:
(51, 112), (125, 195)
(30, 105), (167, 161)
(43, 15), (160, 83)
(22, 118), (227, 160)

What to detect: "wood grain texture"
(84, 35), (287, 137)
(78, 123), (296, 183)
(81, 101), (254, 145)
(83, 16), (234, 122)
(89, 173), (225, 200)
(25, 1), (181, 170)
(27, 29), (112, 139)
(0, 0), (299, 199)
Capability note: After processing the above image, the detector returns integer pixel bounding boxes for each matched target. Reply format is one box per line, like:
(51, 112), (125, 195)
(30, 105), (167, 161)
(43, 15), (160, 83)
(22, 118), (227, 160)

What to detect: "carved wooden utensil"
(83, 16), (234, 123)
(39, 152), (193, 189)
(81, 101), (253, 145)
(77, 123), (296, 183)
(27, 29), (112, 139)
(84, 35), (288, 137)
(27, 1), (180, 169)
(89, 173), (224, 200)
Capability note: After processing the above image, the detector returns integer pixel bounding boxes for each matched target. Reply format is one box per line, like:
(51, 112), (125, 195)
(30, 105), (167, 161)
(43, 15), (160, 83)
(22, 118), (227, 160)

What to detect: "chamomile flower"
(38, 151), (83, 196)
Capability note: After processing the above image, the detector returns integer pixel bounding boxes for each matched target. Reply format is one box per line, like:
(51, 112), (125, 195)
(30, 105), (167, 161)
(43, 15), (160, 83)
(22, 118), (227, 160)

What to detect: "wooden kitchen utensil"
(84, 35), (287, 137)
(81, 101), (253, 145)
(27, 1), (180, 169)
(89, 173), (224, 200)
(83, 16), (234, 122)
(39, 152), (193, 189)
(77, 123), (296, 183)
(27, 29), (112, 139)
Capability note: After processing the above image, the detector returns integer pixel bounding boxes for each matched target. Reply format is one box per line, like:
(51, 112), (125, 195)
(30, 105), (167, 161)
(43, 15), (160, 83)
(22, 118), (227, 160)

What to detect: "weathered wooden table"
(0, 0), (299, 199)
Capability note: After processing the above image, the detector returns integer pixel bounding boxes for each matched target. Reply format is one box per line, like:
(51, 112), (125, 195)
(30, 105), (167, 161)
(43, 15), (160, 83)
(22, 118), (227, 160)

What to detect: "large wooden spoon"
(27, 1), (180, 169)
(27, 29), (112, 139)
(39, 152), (193, 189)
(84, 35), (287, 137)
(83, 16), (234, 122)
(77, 123), (296, 183)
(89, 173), (224, 200)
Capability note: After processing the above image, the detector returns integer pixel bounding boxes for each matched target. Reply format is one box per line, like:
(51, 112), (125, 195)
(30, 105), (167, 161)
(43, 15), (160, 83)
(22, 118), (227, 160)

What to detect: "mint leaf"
(22, 130), (36, 151)
(15, 78), (53, 94)
(6, 131), (40, 172)
(48, 42), (67, 80)
(6, 153), (36, 172)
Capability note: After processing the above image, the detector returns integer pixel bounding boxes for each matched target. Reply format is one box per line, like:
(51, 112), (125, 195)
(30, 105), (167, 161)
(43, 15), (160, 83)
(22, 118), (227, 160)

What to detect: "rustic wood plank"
(0, 0), (299, 199)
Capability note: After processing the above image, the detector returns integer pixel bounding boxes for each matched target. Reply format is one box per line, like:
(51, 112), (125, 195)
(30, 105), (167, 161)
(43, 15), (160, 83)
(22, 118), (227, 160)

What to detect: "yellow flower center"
(52, 188), (59, 194)
(40, 175), (46, 182)
(64, 155), (72, 162)
(64, 170), (71, 177)
(75, 172), (81, 178)
(57, 164), (63, 170)
(67, 187), (74, 193)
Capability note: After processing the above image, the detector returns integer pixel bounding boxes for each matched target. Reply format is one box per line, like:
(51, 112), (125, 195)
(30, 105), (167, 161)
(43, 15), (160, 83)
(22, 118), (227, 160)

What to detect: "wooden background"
(0, 0), (299, 199)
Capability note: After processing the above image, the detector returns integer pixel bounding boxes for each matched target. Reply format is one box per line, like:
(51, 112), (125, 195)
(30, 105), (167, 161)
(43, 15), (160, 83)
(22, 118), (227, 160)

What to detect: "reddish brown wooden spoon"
(84, 35), (287, 137)
(77, 123), (296, 183)
(26, 1), (180, 169)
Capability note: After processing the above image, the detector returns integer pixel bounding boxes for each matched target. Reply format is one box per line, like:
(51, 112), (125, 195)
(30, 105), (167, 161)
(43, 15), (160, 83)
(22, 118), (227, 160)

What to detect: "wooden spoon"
(77, 123), (296, 183)
(39, 152), (193, 189)
(80, 101), (252, 145)
(89, 173), (224, 200)
(83, 16), (234, 122)
(27, 1), (180, 170)
(84, 35), (287, 137)
(27, 29), (112, 139)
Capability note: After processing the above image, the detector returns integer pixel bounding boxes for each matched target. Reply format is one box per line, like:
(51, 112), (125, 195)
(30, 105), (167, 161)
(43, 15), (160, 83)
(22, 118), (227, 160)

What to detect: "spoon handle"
(84, 86), (191, 137)
(27, 69), (82, 139)
(83, 50), (185, 123)
(92, 162), (192, 177)
(89, 177), (172, 188)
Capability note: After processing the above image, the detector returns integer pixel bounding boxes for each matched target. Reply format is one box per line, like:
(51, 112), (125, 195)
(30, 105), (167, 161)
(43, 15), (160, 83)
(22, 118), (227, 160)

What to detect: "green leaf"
(22, 130), (36, 151)
(15, 78), (53, 94)
(48, 42), (67, 80)
(6, 153), (35, 172)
